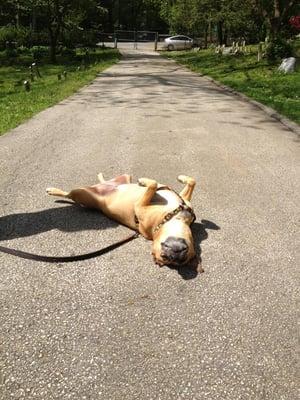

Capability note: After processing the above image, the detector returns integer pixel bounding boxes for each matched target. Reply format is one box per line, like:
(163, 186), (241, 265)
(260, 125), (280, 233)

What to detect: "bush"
(4, 48), (18, 58)
(60, 47), (77, 59)
(63, 29), (98, 48)
(0, 25), (31, 50)
(0, 26), (51, 50)
(31, 46), (49, 60)
(266, 37), (294, 63)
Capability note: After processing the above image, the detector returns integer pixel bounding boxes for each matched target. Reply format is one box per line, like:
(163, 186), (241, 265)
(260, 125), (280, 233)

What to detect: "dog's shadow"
(166, 220), (220, 280)
(0, 202), (117, 241)
(0, 204), (220, 281)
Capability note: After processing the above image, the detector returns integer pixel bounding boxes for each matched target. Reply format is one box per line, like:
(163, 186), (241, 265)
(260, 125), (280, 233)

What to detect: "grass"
(0, 48), (120, 135)
(163, 44), (300, 125)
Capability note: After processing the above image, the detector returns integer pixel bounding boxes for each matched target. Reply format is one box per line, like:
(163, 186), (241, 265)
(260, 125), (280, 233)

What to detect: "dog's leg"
(136, 178), (158, 206)
(46, 188), (69, 197)
(97, 173), (105, 183)
(177, 175), (196, 202)
(97, 173), (132, 184)
(47, 187), (103, 209)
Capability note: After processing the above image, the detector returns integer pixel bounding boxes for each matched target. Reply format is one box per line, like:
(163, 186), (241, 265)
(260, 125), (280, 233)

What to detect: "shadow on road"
(166, 219), (220, 280)
(0, 203), (117, 241)
(0, 206), (220, 281)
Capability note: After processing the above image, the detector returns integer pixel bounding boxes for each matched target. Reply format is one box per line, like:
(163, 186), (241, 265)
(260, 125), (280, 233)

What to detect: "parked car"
(164, 35), (193, 51)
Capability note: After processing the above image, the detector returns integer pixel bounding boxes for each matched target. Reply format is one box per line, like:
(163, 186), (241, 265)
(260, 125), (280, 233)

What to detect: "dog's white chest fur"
(117, 184), (180, 208)
(151, 189), (180, 208)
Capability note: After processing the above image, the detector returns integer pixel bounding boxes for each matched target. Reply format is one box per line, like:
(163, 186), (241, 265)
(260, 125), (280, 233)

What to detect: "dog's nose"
(161, 236), (188, 264)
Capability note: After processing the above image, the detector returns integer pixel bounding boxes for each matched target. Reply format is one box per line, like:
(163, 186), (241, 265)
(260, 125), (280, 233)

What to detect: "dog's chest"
(151, 190), (180, 208)
(116, 184), (180, 208)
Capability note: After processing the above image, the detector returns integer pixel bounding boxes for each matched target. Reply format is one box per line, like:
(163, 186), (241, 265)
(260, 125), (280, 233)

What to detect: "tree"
(37, 0), (106, 62)
(1, 0), (107, 62)
(253, 0), (299, 40)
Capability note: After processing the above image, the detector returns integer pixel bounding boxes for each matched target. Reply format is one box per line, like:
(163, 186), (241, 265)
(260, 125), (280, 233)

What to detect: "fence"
(98, 31), (171, 51)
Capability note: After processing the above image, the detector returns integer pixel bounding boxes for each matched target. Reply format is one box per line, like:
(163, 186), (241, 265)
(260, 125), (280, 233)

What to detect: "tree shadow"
(166, 219), (220, 280)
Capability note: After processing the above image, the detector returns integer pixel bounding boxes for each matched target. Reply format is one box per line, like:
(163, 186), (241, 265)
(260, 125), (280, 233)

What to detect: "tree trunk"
(269, 0), (281, 40)
(217, 20), (223, 45)
(209, 20), (212, 44)
(204, 23), (208, 49)
(49, 28), (59, 63)
(223, 28), (228, 46)
(32, 8), (37, 32)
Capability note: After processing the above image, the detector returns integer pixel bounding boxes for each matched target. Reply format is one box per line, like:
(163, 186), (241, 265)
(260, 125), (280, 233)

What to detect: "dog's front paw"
(138, 178), (147, 187)
(177, 175), (195, 185)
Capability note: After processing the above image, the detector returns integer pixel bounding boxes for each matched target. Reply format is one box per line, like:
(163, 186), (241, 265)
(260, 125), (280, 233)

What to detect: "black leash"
(0, 187), (193, 264)
(0, 232), (139, 263)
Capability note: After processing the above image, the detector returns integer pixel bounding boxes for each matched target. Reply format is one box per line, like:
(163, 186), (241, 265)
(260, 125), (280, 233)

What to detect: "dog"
(47, 174), (202, 271)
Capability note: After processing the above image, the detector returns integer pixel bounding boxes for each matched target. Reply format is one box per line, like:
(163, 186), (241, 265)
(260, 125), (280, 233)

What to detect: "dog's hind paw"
(46, 187), (68, 197)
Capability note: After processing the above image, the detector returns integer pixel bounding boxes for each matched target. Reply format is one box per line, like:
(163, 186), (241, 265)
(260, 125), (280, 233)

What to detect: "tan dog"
(47, 174), (202, 271)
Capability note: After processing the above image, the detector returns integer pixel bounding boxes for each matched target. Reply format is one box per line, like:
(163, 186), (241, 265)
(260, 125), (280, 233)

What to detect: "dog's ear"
(190, 256), (204, 273)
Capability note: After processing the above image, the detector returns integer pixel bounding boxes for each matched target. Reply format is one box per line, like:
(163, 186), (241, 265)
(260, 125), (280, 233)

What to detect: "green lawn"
(163, 47), (300, 125)
(0, 48), (120, 135)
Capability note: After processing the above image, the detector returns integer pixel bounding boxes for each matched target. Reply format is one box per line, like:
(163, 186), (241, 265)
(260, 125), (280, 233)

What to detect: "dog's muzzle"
(161, 236), (188, 264)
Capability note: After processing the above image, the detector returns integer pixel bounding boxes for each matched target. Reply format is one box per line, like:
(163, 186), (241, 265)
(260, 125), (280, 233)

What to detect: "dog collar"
(153, 202), (196, 234)
(134, 187), (196, 234)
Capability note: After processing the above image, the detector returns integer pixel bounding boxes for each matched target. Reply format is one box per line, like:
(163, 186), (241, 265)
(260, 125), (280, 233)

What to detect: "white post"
(257, 42), (262, 61)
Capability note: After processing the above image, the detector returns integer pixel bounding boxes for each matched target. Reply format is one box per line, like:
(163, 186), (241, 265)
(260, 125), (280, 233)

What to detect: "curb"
(204, 75), (300, 136)
(163, 55), (300, 136)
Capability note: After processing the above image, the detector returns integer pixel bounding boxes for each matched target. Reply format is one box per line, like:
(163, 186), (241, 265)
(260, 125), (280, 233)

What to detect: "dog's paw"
(46, 187), (55, 195)
(138, 178), (157, 188)
(46, 187), (68, 197)
(138, 178), (145, 187)
(177, 175), (195, 185)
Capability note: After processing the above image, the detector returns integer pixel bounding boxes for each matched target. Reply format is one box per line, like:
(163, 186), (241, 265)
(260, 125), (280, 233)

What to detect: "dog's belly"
(102, 184), (181, 231)
(117, 184), (180, 207)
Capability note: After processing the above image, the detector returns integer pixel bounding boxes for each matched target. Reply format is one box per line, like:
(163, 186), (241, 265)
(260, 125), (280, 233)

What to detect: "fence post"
(257, 42), (262, 61)
(114, 33), (118, 49)
(154, 32), (158, 51)
(134, 31), (137, 49)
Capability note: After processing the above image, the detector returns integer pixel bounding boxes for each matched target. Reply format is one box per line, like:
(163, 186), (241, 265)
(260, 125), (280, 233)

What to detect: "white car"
(164, 35), (193, 51)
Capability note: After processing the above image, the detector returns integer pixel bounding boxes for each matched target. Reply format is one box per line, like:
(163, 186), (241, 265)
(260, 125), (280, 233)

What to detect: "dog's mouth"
(154, 253), (189, 267)
(162, 257), (188, 266)
(160, 236), (189, 265)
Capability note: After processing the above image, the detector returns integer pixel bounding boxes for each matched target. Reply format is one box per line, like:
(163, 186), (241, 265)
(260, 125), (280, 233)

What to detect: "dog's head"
(152, 218), (196, 267)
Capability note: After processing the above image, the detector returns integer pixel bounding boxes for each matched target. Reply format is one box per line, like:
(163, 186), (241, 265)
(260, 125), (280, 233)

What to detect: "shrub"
(266, 37), (294, 63)
(0, 25), (31, 50)
(4, 48), (18, 58)
(31, 46), (49, 60)
(60, 47), (76, 59)
(63, 29), (98, 48)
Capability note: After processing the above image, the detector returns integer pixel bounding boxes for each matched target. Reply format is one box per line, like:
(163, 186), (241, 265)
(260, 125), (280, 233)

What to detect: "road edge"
(162, 54), (300, 136)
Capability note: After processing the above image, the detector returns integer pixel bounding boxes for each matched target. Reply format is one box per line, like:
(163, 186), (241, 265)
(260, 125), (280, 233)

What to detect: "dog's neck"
(153, 217), (192, 241)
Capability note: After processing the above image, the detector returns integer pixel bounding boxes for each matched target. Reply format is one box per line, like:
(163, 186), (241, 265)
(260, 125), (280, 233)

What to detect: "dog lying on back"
(47, 174), (202, 271)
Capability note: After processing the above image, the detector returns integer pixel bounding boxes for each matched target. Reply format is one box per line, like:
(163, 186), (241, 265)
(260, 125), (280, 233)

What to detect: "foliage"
(265, 37), (294, 63)
(0, 25), (31, 49)
(289, 16), (300, 31)
(252, 0), (299, 40)
(0, 0), (107, 62)
(156, 0), (299, 44)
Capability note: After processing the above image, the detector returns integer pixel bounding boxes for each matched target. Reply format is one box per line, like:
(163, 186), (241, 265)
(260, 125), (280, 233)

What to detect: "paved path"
(0, 50), (299, 400)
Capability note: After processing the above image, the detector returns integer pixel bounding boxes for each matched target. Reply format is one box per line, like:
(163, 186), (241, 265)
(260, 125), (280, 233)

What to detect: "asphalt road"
(0, 49), (299, 400)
